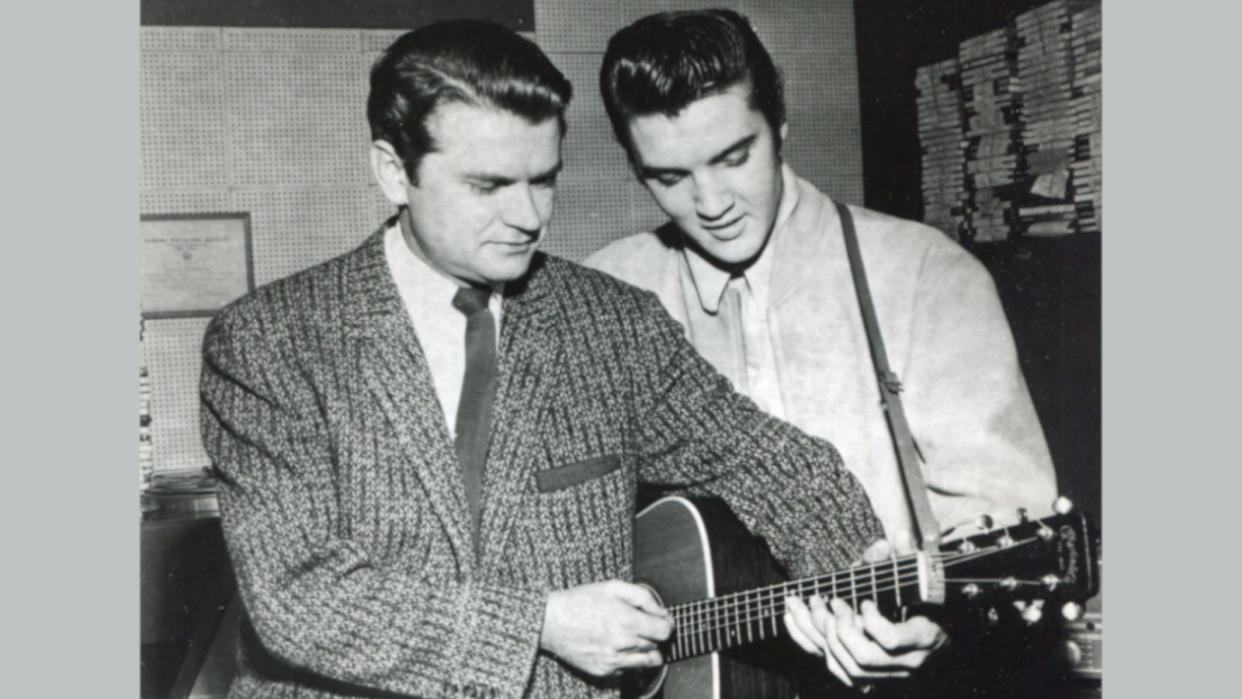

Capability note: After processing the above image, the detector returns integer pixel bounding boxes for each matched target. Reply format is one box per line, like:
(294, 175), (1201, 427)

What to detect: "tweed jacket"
(200, 226), (883, 699)
(585, 166), (1057, 540)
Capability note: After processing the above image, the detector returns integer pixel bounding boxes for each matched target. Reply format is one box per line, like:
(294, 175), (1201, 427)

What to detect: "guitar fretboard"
(661, 523), (1066, 664)
(664, 554), (923, 662)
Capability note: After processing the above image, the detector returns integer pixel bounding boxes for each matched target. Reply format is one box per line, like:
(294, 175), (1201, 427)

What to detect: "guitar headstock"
(937, 498), (1100, 624)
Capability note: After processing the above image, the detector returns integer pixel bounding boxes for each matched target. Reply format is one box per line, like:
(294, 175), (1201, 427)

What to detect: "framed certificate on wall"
(140, 213), (254, 318)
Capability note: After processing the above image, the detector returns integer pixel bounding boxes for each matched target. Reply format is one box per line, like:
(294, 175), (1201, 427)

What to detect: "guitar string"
(672, 570), (921, 636)
(672, 543), (1037, 635)
(668, 573), (1051, 661)
(672, 570), (1043, 645)
(671, 535), (1037, 620)
(670, 537), (1044, 638)
(664, 531), (1060, 660)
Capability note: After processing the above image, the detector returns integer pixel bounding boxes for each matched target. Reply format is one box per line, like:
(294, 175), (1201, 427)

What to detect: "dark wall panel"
(854, 1), (1101, 519)
(854, 0), (1046, 221)
(141, 0), (533, 31)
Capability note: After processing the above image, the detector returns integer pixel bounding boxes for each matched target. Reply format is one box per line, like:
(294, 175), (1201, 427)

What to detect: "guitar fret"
(700, 603), (709, 656)
(868, 562), (878, 606)
(892, 555), (902, 609)
(675, 609), (685, 661)
(849, 566), (858, 612)
(770, 585), (779, 637)
(715, 603), (725, 655)
(740, 588), (750, 640)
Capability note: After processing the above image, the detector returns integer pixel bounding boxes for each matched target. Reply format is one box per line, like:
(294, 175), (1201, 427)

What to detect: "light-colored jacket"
(586, 168), (1057, 539)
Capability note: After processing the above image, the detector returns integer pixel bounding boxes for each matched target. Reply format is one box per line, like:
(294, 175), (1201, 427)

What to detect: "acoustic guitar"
(625, 496), (1100, 699)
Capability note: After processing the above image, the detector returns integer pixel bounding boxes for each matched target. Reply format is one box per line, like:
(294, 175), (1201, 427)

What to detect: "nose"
(693, 173), (733, 222)
(503, 183), (545, 236)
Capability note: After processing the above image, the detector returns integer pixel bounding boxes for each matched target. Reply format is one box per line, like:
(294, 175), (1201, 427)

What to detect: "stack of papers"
(916, 57), (967, 240)
(1014, 0), (1099, 236)
(959, 26), (1022, 242)
(1069, 3), (1102, 233)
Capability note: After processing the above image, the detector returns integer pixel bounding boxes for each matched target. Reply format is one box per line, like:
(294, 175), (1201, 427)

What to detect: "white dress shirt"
(384, 223), (503, 436)
(681, 180), (799, 419)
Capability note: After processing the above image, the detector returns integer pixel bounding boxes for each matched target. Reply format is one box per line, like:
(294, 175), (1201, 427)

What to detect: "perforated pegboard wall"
(139, 2), (863, 474)
(741, 0), (856, 56)
(231, 187), (377, 285)
(223, 27), (361, 53)
(225, 52), (370, 187)
(140, 25), (221, 53)
(141, 26), (385, 474)
(544, 179), (636, 262)
(140, 317), (213, 472)
(140, 49), (227, 191)
(552, 52), (632, 185)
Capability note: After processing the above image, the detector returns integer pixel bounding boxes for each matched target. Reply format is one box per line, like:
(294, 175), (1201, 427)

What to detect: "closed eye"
(641, 169), (685, 188)
(531, 173), (559, 189)
(723, 150), (750, 167)
(654, 173), (684, 187)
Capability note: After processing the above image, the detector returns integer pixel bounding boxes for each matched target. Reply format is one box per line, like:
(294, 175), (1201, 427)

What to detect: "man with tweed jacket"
(200, 21), (941, 699)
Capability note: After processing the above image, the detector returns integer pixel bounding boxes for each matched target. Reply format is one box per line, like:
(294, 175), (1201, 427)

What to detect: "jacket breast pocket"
(534, 454), (624, 493)
(513, 455), (634, 587)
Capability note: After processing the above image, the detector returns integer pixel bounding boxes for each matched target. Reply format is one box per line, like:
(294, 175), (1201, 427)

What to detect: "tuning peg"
(1053, 496), (1074, 515)
(1041, 574), (1060, 591)
(1021, 600), (1045, 625)
(1016, 507), (1029, 523)
(1061, 639), (1084, 667)
(1036, 521), (1055, 541)
(975, 514), (993, 531)
(1061, 601), (1085, 621)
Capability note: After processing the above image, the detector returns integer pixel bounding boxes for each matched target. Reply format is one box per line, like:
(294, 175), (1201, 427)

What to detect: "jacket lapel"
(477, 255), (560, 565)
(766, 178), (872, 439)
(343, 228), (474, 570)
(769, 173), (840, 307)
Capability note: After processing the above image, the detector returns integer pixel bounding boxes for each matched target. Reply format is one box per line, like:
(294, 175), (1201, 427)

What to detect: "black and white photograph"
(133, 2), (1108, 697)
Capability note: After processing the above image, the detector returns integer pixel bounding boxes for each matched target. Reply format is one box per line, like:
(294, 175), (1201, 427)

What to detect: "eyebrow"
(464, 161), (563, 186)
(639, 133), (758, 179)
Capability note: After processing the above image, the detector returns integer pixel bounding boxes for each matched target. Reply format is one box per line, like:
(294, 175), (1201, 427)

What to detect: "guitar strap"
(836, 203), (942, 550)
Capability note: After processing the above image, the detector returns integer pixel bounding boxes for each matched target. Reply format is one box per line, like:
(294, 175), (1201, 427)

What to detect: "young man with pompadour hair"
(587, 8), (1058, 693)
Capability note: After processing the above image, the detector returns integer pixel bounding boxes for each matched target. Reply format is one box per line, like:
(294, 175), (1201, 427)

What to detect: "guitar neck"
(665, 555), (923, 662)
(661, 508), (1098, 663)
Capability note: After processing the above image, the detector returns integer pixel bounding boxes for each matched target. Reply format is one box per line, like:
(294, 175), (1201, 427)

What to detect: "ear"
(370, 140), (410, 206)
(778, 121), (789, 144)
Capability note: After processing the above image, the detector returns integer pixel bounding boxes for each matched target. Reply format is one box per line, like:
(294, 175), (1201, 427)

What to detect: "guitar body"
(630, 496), (799, 699)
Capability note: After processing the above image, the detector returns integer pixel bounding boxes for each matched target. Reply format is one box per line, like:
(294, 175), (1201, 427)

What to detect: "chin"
(707, 239), (764, 268)
(482, 254), (537, 283)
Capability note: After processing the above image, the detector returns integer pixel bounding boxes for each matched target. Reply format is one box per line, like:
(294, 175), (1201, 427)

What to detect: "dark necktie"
(452, 286), (496, 539)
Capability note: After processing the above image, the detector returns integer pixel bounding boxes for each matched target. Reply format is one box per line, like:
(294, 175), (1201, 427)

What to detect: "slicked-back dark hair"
(601, 9), (784, 159)
(368, 19), (572, 183)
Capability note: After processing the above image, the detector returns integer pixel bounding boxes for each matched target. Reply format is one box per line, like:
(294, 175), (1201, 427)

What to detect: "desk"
(140, 506), (239, 699)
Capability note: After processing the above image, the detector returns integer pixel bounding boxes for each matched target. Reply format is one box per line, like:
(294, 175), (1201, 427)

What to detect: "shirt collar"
(682, 162), (801, 313)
